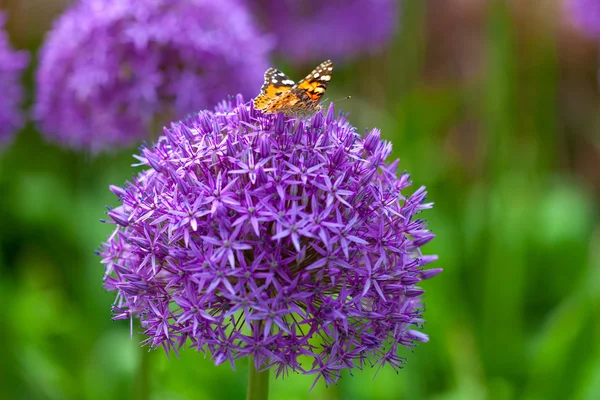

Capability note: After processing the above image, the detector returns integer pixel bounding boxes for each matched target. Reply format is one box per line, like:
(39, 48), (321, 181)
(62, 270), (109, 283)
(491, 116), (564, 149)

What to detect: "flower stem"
(135, 346), (151, 400)
(246, 355), (269, 400)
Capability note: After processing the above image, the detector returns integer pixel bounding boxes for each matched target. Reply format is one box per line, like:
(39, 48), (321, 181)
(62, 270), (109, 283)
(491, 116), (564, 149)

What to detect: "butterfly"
(253, 60), (333, 117)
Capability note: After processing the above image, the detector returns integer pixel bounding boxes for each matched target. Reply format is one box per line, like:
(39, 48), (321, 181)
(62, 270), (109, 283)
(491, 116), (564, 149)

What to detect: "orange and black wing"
(253, 68), (295, 110)
(293, 59), (333, 103)
(261, 91), (302, 114)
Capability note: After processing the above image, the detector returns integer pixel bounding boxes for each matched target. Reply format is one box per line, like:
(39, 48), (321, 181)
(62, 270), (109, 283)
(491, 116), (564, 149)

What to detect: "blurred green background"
(1, 1), (599, 399)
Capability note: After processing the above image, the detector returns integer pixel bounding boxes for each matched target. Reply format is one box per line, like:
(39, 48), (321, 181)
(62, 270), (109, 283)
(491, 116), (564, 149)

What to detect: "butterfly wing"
(293, 59), (333, 103)
(253, 68), (295, 110)
(261, 91), (302, 114)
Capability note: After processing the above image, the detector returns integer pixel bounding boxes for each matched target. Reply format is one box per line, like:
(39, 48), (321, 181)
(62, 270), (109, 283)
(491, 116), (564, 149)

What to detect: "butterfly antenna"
(325, 95), (352, 104)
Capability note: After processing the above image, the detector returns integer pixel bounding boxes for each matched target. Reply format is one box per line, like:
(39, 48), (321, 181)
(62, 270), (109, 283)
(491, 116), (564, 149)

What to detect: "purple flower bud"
(405, 288), (426, 298)
(364, 128), (381, 153)
(401, 275), (422, 285)
(109, 185), (128, 199)
(107, 208), (130, 227)
(407, 330), (430, 343)
(420, 268), (443, 280)
(413, 233), (436, 247)
(143, 148), (163, 173)
(420, 254), (439, 266)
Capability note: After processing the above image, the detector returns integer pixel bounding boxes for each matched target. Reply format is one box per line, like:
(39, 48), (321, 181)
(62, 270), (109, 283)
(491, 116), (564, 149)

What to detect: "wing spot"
(320, 75), (330, 81)
(282, 79), (295, 85)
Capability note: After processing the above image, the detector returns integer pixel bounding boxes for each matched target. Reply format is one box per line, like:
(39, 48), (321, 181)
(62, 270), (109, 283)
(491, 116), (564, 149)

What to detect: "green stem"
(135, 346), (151, 400)
(246, 356), (269, 400)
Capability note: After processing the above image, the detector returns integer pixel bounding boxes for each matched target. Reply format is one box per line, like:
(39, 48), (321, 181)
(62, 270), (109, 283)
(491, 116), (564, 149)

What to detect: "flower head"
(250, 0), (399, 63)
(34, 0), (272, 152)
(0, 12), (28, 148)
(568, 0), (600, 38)
(100, 95), (439, 385)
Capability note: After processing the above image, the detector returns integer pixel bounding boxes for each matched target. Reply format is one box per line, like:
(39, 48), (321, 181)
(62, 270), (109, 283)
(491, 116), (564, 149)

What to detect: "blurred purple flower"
(0, 12), (28, 148)
(250, 0), (399, 63)
(34, 0), (272, 152)
(100, 96), (439, 386)
(568, 0), (600, 38)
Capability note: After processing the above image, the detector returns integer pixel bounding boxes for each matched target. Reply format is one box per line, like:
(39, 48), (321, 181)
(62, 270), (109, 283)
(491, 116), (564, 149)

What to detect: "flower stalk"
(135, 346), (151, 400)
(247, 355), (270, 400)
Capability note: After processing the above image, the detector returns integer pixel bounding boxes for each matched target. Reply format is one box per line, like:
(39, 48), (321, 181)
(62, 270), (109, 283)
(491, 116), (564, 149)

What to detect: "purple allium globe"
(568, 0), (600, 38)
(34, 0), (272, 152)
(250, 0), (399, 63)
(0, 12), (28, 148)
(100, 95), (440, 386)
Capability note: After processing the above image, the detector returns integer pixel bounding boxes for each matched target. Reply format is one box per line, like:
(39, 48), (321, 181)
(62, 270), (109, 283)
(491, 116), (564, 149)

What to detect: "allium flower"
(34, 0), (272, 152)
(0, 12), (28, 148)
(249, 0), (399, 63)
(100, 95), (440, 386)
(568, 0), (600, 38)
